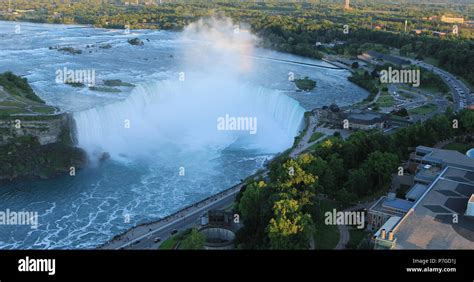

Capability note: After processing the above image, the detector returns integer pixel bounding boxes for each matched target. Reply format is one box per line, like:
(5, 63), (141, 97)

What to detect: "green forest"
(235, 108), (474, 249)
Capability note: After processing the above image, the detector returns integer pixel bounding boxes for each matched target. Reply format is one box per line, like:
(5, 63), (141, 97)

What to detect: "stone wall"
(0, 114), (70, 146)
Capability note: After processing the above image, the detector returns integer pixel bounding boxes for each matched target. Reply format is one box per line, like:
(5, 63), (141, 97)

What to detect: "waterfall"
(73, 78), (305, 160)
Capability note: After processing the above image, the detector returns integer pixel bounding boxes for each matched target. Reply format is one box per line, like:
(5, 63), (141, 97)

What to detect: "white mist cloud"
(74, 17), (304, 161)
(179, 16), (258, 74)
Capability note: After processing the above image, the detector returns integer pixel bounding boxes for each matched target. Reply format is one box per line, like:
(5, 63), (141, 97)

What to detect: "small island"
(103, 79), (135, 87)
(89, 86), (121, 93)
(127, 38), (144, 46)
(88, 79), (135, 93)
(294, 76), (316, 91)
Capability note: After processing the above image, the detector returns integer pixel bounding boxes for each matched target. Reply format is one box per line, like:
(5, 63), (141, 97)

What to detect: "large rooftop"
(393, 167), (474, 249)
(342, 111), (387, 125)
(416, 146), (474, 170)
(405, 183), (428, 201)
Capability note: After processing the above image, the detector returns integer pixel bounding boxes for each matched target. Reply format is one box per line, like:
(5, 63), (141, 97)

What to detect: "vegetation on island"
(65, 81), (85, 88)
(294, 77), (316, 91)
(99, 44), (112, 49)
(128, 38), (144, 46)
(57, 46), (82, 55)
(103, 79), (135, 87)
(89, 86), (121, 93)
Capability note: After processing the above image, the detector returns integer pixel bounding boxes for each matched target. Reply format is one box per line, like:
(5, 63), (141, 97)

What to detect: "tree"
(238, 182), (264, 225)
(267, 198), (313, 249)
(400, 44), (412, 56)
(346, 168), (369, 196)
(180, 229), (205, 250)
(365, 151), (399, 192)
(281, 154), (317, 190)
(351, 61), (359, 69)
(460, 109), (474, 133)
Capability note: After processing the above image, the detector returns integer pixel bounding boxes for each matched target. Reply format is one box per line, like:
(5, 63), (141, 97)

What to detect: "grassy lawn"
(424, 57), (439, 67)
(347, 228), (371, 249)
(442, 142), (473, 154)
(32, 106), (56, 114)
(158, 235), (178, 250)
(0, 108), (25, 116)
(398, 91), (414, 100)
(459, 77), (474, 93)
(303, 136), (335, 154)
(408, 103), (437, 115)
(389, 114), (409, 122)
(419, 85), (445, 95)
(314, 200), (348, 250)
(308, 132), (324, 143)
(293, 112), (311, 146)
(0, 100), (24, 107)
(375, 91), (395, 108)
(158, 229), (195, 250)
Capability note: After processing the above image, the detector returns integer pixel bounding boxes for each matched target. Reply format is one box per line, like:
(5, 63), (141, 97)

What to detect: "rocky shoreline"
(0, 113), (87, 182)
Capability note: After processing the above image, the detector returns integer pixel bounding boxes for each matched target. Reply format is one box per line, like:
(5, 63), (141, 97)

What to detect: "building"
(319, 103), (342, 123)
(391, 167), (474, 249)
(405, 183), (428, 201)
(370, 146), (474, 249)
(409, 146), (474, 171)
(368, 193), (414, 232)
(372, 216), (400, 249)
(319, 106), (388, 131)
(358, 50), (411, 67)
(198, 226), (236, 250)
(207, 210), (233, 227)
(345, 111), (387, 130)
(441, 15), (464, 24)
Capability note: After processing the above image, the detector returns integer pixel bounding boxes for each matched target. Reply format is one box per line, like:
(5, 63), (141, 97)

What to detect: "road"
(102, 184), (242, 250)
(408, 58), (471, 112)
(387, 83), (448, 122)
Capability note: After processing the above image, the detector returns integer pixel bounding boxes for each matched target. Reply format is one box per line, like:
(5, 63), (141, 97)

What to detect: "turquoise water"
(0, 20), (367, 249)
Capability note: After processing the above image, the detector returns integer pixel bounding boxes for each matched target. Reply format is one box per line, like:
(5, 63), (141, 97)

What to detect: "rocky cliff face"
(0, 113), (87, 181)
(0, 114), (70, 146)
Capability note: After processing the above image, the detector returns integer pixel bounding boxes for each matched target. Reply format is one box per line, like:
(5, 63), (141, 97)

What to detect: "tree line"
(235, 108), (474, 249)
